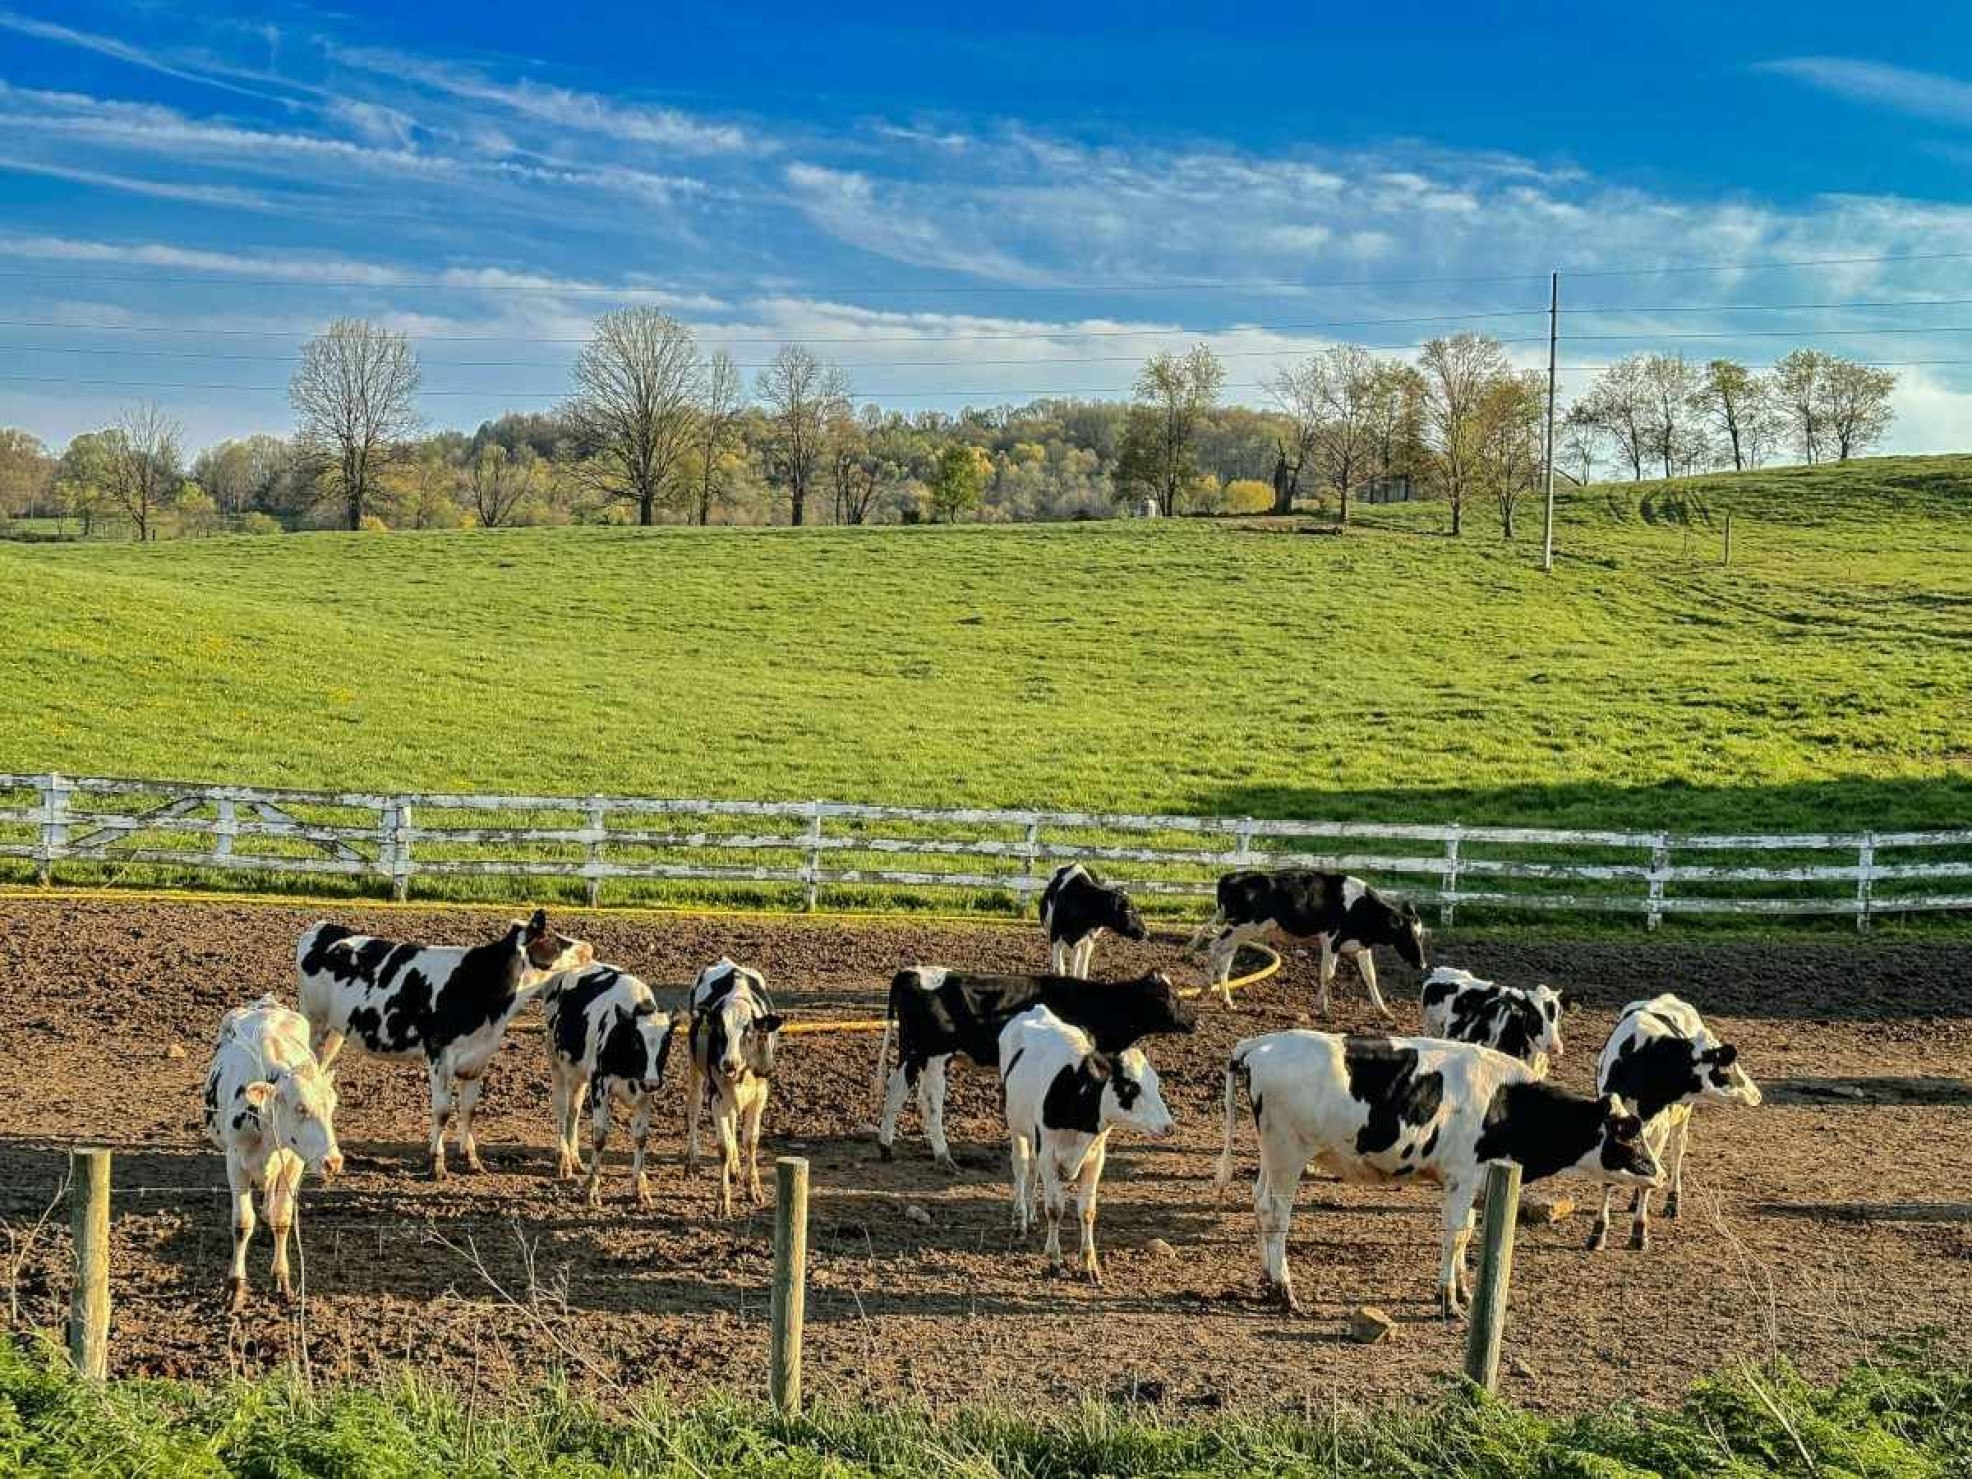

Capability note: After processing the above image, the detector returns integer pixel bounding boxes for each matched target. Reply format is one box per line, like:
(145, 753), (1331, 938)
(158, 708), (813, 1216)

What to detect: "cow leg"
(1315, 935), (1337, 1015)
(684, 1062), (704, 1171)
(919, 1057), (956, 1173)
(1628, 1185), (1654, 1251)
(742, 1081), (768, 1208)
(1253, 1141), (1306, 1314)
(1439, 1176), (1482, 1319)
(551, 1067), (578, 1179)
(877, 1059), (915, 1161)
(1049, 939), (1069, 976)
(1357, 950), (1393, 1020)
(455, 1074), (486, 1174)
(1075, 1138), (1108, 1285)
(267, 1160), (298, 1302)
(1071, 937), (1096, 981)
(1663, 1118), (1691, 1220)
(426, 1065), (454, 1180)
(1039, 1150), (1067, 1273)
(714, 1091), (742, 1218)
(1206, 932), (1239, 1003)
(585, 1088), (613, 1207)
(226, 1161), (256, 1312)
(1586, 1186), (1614, 1251)
(1009, 1129), (1035, 1234)
(629, 1096), (656, 1209)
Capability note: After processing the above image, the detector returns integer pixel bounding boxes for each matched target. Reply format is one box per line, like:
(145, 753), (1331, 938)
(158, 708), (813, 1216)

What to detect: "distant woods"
(0, 313), (1899, 539)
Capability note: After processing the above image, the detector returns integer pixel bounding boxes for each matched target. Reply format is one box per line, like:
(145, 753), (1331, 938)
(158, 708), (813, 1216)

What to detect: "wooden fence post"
(1722, 513), (1733, 567)
(1855, 833), (1874, 933)
(390, 799), (413, 902)
(1462, 1161), (1522, 1392)
(1015, 817), (1041, 908)
(584, 797), (605, 909)
(1645, 834), (1670, 931)
(68, 1148), (111, 1381)
(770, 1156), (810, 1414)
(37, 773), (70, 886)
(803, 803), (823, 913)
(1441, 830), (1462, 928)
(214, 797), (236, 862)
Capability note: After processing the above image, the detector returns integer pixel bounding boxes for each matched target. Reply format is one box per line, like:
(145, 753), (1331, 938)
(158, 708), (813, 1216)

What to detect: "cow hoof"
(1629, 1226), (1650, 1252)
(463, 1155), (486, 1175)
(1664, 1194), (1681, 1220)
(226, 1278), (248, 1314)
(1585, 1224), (1608, 1252)
(430, 1160), (448, 1182)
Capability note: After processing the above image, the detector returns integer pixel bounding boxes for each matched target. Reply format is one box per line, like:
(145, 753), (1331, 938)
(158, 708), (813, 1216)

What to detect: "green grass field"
(4, 1336), (1969, 1476)
(4, 455), (1968, 836)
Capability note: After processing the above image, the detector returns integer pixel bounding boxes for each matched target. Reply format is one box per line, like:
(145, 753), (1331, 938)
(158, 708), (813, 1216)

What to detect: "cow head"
(245, 1062), (343, 1178)
(1133, 970), (1198, 1035)
(1089, 1048), (1175, 1138)
(1695, 1041), (1762, 1108)
(521, 909), (594, 978)
(1585, 1093), (1661, 1187)
(1529, 984), (1570, 1061)
(1106, 887), (1150, 943)
(704, 970), (783, 1081)
(1395, 901), (1427, 970)
(620, 1002), (676, 1094)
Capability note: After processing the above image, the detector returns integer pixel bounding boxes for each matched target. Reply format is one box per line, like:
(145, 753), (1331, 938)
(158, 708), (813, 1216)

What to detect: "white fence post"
(390, 798), (413, 902)
(1015, 816), (1041, 908)
(1855, 833), (1875, 933)
(1441, 829), (1462, 928)
(214, 797), (236, 862)
(804, 802), (823, 912)
(36, 773), (70, 885)
(1645, 834), (1670, 930)
(584, 796), (605, 909)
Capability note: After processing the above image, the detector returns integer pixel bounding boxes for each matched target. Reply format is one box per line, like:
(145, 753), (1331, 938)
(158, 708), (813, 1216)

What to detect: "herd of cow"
(199, 862), (1762, 1324)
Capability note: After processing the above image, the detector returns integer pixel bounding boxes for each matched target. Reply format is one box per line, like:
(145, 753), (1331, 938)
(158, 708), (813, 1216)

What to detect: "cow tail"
(1185, 908), (1225, 956)
(1213, 1051), (1245, 1194)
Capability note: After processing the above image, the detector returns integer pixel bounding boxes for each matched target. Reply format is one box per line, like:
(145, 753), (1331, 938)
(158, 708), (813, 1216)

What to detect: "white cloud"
(1761, 57), (1972, 128)
(0, 8), (293, 105)
(0, 155), (270, 208)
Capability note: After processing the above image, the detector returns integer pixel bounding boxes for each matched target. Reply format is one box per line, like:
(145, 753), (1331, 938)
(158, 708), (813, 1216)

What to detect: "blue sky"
(3, 0), (1972, 452)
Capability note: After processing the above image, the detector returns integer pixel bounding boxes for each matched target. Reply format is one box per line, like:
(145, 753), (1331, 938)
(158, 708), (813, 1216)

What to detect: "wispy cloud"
(0, 8), (294, 105)
(1760, 57), (1972, 129)
(328, 44), (758, 155)
(0, 156), (270, 208)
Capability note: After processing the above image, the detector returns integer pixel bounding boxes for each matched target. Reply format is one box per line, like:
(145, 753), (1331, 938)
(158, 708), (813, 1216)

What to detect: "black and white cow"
(1189, 870), (1426, 1015)
(1419, 967), (1573, 1075)
(875, 966), (1197, 1171)
(203, 996), (343, 1311)
(296, 909), (592, 1179)
(1589, 993), (1762, 1252)
(1039, 863), (1148, 979)
(998, 1005), (1174, 1283)
(541, 964), (676, 1207)
(684, 958), (784, 1216)
(1215, 1031), (1659, 1318)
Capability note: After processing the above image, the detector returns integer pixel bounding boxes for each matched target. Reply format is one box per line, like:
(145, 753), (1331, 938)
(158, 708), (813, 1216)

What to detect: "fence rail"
(3, 773), (1968, 928)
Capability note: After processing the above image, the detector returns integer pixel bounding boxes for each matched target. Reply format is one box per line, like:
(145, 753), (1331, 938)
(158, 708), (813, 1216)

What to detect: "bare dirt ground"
(2, 895), (1968, 1415)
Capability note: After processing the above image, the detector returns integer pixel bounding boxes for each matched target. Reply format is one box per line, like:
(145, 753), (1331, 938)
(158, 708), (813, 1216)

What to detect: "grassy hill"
(3, 455), (1967, 835)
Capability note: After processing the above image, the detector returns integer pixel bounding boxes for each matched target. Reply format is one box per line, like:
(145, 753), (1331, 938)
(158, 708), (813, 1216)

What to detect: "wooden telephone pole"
(1541, 271), (1560, 573)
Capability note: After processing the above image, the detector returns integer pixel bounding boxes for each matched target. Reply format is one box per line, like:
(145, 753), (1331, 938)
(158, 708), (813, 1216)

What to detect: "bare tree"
(1475, 370), (1545, 538)
(464, 444), (541, 527)
(1696, 359), (1764, 472)
(1820, 358), (1897, 461)
(290, 319), (423, 530)
(1640, 354), (1706, 479)
(1118, 344), (1224, 516)
(1559, 403), (1601, 485)
(1773, 348), (1831, 465)
(757, 344), (849, 526)
(691, 349), (744, 526)
(564, 308), (700, 526)
(108, 402), (182, 541)
(1364, 360), (1427, 490)
(1576, 357), (1652, 481)
(1418, 333), (1507, 535)
(1271, 345), (1377, 525)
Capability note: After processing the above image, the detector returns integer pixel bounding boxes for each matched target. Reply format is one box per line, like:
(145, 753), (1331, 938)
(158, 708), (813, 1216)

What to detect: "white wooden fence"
(3, 773), (1969, 929)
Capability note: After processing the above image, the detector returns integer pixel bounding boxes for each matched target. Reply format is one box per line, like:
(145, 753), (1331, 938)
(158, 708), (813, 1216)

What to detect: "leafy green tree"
(928, 443), (990, 523)
(1117, 345), (1224, 516)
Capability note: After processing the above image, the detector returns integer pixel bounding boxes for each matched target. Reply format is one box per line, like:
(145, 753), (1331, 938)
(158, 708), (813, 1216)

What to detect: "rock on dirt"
(1510, 1357), (1537, 1381)
(164, 1043), (186, 1060)
(1347, 1306), (1396, 1344)
(1518, 1195), (1576, 1226)
(1145, 1237), (1178, 1260)
(903, 1203), (932, 1226)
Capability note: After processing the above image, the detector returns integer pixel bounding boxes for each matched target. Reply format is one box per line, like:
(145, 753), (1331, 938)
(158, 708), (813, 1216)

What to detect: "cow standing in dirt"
(541, 963), (676, 1206)
(1039, 863), (1148, 979)
(684, 959), (784, 1216)
(1190, 870), (1426, 1015)
(203, 995), (343, 1311)
(296, 909), (591, 1178)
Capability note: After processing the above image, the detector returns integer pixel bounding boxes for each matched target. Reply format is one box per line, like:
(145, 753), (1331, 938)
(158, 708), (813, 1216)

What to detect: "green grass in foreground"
(2, 1337), (1969, 1477)
(5, 455), (1969, 835)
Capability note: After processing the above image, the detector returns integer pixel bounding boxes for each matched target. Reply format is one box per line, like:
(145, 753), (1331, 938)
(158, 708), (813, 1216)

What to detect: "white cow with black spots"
(1589, 993), (1762, 1251)
(998, 1005), (1174, 1283)
(202, 996), (343, 1311)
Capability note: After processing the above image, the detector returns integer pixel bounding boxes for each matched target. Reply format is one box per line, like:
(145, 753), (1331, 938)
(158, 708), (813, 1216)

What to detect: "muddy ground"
(1, 896), (1968, 1415)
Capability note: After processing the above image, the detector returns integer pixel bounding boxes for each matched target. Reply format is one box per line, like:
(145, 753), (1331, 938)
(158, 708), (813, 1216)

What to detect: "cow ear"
(526, 908), (549, 938)
(1559, 990), (1578, 1010)
(243, 1082), (275, 1110)
(756, 1014), (785, 1034)
(1711, 1043), (1738, 1067)
(632, 999), (657, 1018)
(1085, 1052), (1115, 1084)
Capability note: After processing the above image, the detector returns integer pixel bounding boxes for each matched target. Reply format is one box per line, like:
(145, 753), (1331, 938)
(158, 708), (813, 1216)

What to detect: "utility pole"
(1541, 270), (1560, 573)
